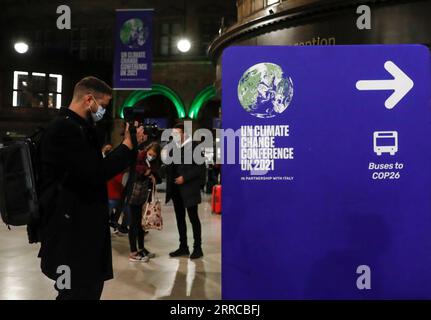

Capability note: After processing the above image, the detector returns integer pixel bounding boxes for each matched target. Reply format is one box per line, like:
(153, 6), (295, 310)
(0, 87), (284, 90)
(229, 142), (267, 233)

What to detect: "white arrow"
(356, 61), (414, 109)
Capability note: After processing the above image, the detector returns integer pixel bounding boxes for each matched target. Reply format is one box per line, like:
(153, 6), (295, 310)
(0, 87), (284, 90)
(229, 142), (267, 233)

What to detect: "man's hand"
(137, 128), (147, 145)
(122, 123), (146, 150)
(175, 176), (185, 185)
(122, 123), (133, 150)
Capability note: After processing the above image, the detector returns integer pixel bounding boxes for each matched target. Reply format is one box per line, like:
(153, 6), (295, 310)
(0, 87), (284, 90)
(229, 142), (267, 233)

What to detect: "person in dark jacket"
(37, 76), (145, 300)
(165, 122), (205, 259)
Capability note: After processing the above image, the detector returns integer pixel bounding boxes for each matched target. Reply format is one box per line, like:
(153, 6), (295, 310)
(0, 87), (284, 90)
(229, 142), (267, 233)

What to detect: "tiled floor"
(0, 193), (221, 300)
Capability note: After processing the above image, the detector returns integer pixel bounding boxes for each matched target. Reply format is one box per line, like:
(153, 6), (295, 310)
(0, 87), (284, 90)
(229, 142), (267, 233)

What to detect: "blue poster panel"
(113, 9), (153, 90)
(222, 45), (431, 299)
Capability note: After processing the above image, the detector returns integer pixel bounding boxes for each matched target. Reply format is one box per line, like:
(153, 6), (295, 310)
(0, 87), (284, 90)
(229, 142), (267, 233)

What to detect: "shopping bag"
(142, 184), (162, 230)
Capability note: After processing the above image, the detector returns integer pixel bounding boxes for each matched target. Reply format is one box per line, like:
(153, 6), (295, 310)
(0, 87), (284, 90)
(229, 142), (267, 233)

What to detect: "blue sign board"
(222, 45), (431, 299)
(114, 9), (153, 90)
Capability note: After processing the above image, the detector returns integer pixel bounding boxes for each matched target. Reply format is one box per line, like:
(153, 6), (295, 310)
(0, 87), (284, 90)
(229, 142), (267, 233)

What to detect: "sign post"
(222, 45), (431, 299)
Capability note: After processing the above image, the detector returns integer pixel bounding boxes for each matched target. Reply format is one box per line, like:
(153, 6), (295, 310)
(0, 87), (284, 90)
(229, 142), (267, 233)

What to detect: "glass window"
(12, 71), (62, 108)
(13, 71), (29, 107)
(158, 22), (183, 56)
(49, 74), (62, 109)
(31, 72), (46, 92)
(161, 36), (169, 55)
(171, 35), (180, 55)
(34, 93), (45, 108)
(14, 71), (28, 91)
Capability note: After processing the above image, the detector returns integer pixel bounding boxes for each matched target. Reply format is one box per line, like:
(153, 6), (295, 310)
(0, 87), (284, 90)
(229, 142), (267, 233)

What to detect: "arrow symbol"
(356, 61), (414, 109)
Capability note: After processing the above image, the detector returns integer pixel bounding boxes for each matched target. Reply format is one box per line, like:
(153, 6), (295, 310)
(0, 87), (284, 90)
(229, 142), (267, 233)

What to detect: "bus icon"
(373, 131), (398, 156)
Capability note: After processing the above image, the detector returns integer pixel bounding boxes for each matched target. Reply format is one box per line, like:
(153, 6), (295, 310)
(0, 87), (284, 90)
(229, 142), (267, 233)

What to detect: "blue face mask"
(90, 96), (106, 122)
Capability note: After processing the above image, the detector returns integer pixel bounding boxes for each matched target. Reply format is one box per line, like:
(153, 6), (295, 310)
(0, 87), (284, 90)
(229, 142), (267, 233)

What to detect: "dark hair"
(73, 76), (112, 100)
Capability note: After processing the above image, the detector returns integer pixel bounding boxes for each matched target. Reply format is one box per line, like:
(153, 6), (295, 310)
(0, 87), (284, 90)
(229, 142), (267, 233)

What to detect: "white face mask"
(89, 96), (106, 122)
(147, 155), (155, 162)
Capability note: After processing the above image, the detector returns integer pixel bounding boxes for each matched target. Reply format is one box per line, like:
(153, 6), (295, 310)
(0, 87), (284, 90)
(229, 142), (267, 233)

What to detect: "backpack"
(0, 128), (44, 242)
(0, 115), (82, 243)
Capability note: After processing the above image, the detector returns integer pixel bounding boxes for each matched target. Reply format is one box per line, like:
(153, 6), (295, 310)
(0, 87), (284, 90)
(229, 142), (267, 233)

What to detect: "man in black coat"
(37, 76), (144, 300)
(165, 123), (206, 259)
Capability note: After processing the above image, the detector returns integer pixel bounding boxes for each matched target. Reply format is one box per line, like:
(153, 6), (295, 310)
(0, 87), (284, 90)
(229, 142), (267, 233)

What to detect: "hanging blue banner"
(113, 9), (153, 90)
(222, 45), (431, 299)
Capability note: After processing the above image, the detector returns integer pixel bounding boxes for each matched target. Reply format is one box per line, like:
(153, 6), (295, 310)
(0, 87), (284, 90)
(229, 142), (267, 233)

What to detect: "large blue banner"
(113, 9), (153, 90)
(222, 45), (431, 299)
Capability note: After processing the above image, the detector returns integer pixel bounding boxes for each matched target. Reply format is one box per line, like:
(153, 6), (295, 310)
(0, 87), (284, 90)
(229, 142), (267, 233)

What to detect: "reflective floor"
(0, 193), (221, 300)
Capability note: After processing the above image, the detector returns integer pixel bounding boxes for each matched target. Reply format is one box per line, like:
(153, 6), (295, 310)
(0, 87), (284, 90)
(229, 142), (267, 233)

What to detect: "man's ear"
(84, 94), (92, 104)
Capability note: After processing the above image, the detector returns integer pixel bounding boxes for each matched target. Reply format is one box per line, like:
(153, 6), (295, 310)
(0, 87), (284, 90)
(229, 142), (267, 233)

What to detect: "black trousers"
(171, 185), (202, 249)
(128, 204), (144, 253)
(55, 281), (104, 300)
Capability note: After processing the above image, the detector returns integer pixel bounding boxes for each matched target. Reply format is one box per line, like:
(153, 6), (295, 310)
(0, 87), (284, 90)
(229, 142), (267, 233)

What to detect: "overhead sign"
(222, 45), (431, 299)
(113, 9), (153, 90)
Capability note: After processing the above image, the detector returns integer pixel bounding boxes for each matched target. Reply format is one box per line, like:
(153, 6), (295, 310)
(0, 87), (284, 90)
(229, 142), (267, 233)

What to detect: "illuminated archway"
(188, 85), (217, 119)
(120, 84), (186, 119)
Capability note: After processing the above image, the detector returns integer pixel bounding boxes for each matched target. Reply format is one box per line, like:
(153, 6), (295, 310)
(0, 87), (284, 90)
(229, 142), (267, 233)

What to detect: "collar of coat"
(59, 107), (94, 129)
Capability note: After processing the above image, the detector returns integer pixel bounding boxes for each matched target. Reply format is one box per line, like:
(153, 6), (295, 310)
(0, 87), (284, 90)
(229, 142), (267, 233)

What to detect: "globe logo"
(120, 18), (149, 49)
(238, 63), (294, 118)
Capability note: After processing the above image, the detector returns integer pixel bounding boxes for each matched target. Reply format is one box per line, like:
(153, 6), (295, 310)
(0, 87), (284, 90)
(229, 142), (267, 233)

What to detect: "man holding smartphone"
(38, 76), (145, 300)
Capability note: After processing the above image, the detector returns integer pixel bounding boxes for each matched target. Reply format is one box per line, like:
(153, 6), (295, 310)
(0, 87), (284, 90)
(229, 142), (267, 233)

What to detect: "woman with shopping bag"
(127, 142), (161, 262)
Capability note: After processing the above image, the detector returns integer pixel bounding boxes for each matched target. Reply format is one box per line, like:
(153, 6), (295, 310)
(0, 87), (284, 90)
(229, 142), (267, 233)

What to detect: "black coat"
(38, 107), (135, 286)
(165, 140), (206, 208)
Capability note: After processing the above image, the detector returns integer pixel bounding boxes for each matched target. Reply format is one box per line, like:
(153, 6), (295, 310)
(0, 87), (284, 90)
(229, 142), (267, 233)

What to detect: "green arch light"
(188, 85), (217, 119)
(120, 84), (186, 119)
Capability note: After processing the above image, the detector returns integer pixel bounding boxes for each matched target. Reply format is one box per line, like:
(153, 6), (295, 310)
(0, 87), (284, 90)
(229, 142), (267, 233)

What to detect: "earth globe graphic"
(120, 18), (148, 49)
(238, 63), (294, 118)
